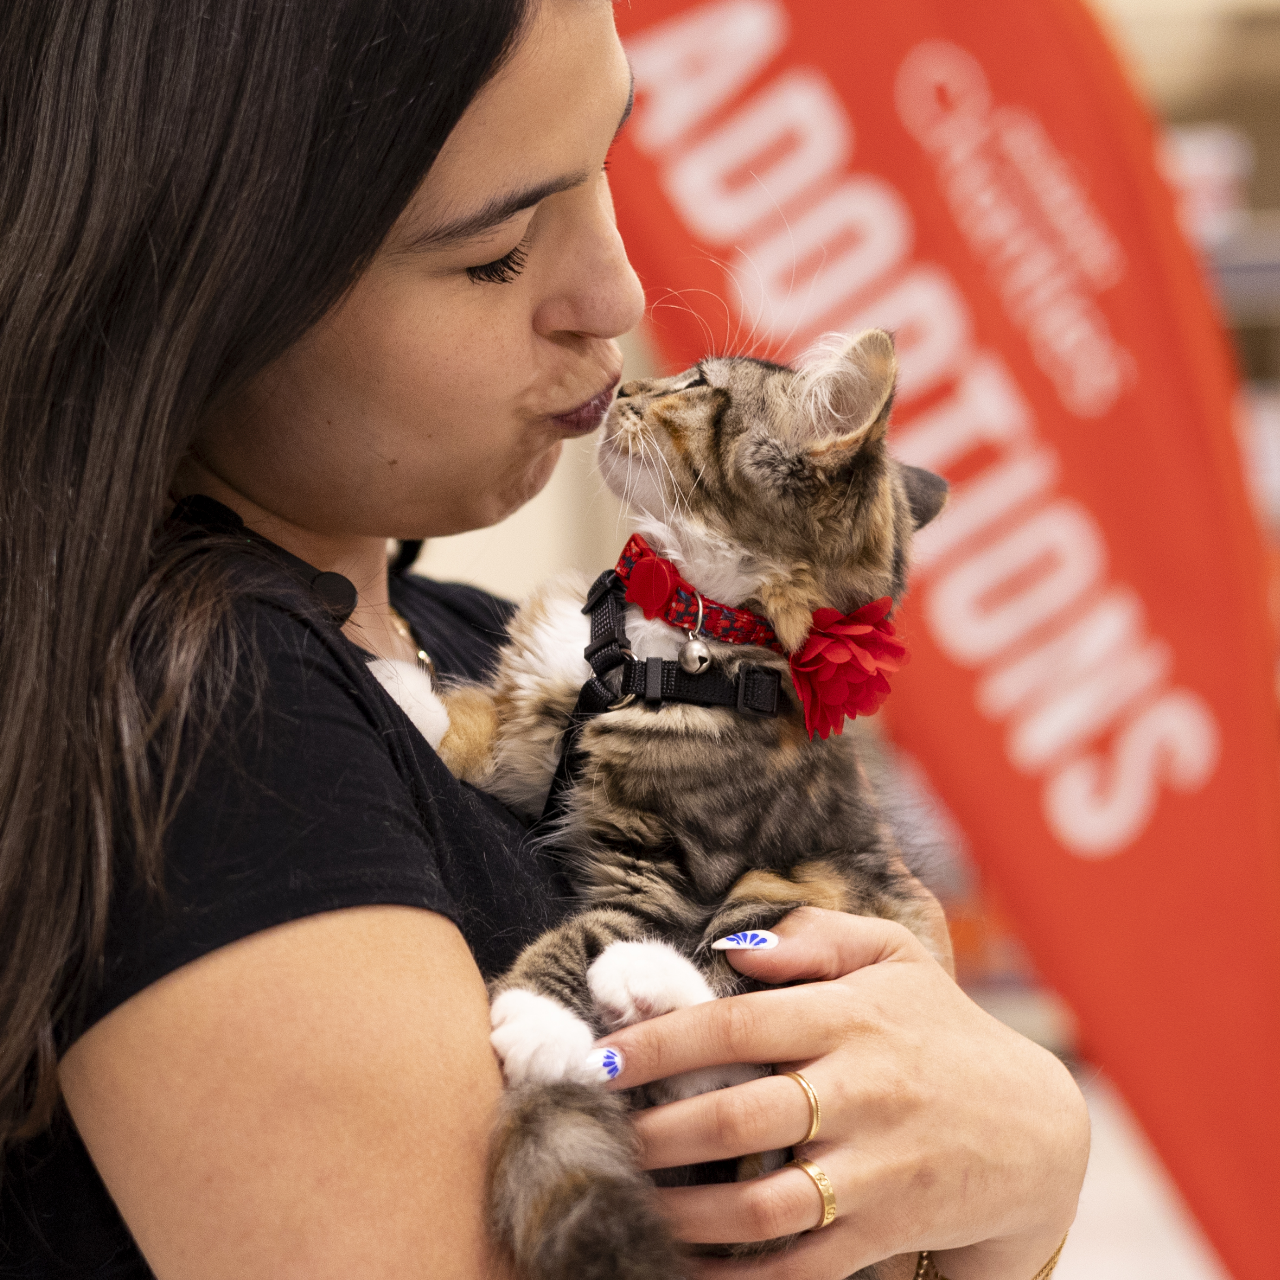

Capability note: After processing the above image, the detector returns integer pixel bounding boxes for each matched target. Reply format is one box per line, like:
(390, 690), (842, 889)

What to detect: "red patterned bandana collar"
(615, 533), (779, 649)
(612, 534), (908, 740)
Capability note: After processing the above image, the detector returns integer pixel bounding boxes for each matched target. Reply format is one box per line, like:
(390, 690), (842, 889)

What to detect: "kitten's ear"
(793, 329), (897, 462)
(901, 464), (949, 529)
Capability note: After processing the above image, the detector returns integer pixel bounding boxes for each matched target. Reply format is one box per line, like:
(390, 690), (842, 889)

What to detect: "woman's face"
(194, 0), (643, 541)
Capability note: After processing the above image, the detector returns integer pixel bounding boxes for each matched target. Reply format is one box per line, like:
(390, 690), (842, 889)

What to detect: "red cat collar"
(612, 534), (908, 740)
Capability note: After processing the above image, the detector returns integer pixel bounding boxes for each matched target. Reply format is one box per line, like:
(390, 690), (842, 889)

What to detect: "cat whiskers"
(617, 421), (648, 518)
(654, 174), (827, 365)
(647, 289), (724, 361)
(715, 236), (830, 366)
(611, 408), (694, 528)
(636, 426), (694, 525)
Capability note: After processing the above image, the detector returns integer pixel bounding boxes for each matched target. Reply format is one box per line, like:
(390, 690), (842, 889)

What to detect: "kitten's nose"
(617, 381), (643, 399)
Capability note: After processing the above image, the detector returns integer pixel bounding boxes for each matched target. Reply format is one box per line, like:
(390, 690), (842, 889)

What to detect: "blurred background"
(415, 3), (1280, 1275)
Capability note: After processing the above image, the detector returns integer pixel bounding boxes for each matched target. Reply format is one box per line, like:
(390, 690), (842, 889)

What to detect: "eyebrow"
(402, 66), (636, 254)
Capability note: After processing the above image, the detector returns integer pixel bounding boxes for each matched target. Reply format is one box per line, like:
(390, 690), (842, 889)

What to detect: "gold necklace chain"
(387, 605), (436, 683)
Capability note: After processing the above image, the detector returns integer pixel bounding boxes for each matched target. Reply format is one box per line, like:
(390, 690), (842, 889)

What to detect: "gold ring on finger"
(789, 1156), (837, 1229)
(782, 1070), (821, 1145)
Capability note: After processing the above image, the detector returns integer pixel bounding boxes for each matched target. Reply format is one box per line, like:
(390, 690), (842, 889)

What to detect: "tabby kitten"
(439, 329), (951, 1280)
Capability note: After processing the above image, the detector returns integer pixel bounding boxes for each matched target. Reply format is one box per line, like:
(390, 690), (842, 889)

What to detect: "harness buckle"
(582, 570), (620, 615)
(584, 632), (630, 664)
(737, 665), (782, 717)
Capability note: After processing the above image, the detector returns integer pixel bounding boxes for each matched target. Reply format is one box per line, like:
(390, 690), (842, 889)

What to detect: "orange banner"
(609, 2), (1280, 1274)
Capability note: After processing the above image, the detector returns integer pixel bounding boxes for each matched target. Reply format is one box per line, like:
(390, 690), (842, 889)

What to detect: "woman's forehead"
(400, 0), (630, 246)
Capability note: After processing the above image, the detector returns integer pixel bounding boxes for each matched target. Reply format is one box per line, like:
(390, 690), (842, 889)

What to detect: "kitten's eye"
(681, 370), (708, 390)
(466, 239), (529, 285)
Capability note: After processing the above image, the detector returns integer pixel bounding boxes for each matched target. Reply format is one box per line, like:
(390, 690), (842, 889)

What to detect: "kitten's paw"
(367, 659), (450, 749)
(587, 939), (716, 1032)
(489, 989), (597, 1086)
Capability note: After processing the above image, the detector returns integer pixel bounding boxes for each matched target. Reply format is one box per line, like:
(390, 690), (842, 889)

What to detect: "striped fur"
(439, 331), (950, 1280)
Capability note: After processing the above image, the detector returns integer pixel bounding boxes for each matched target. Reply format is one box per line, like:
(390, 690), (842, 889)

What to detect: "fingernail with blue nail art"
(710, 930), (779, 951)
(584, 1047), (625, 1082)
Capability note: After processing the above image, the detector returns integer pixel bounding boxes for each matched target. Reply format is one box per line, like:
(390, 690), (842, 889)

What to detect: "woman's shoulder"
(71, 557), (554, 1045)
(69, 571), (495, 1037)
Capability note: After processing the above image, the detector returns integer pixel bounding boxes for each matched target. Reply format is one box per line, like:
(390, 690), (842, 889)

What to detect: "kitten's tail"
(487, 1081), (683, 1280)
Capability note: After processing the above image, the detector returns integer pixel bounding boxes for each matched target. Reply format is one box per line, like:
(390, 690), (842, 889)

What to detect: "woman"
(0, 0), (1089, 1276)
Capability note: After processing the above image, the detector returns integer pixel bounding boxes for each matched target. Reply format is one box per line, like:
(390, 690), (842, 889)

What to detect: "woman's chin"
(439, 443), (566, 536)
(502, 440), (564, 515)
(395, 440), (569, 540)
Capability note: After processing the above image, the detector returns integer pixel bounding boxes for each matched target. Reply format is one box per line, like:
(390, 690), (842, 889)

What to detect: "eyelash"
(466, 239), (529, 285)
(464, 155), (612, 285)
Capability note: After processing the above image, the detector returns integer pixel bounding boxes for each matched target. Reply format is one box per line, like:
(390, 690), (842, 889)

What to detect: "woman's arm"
(60, 905), (509, 1280)
(598, 908), (1089, 1280)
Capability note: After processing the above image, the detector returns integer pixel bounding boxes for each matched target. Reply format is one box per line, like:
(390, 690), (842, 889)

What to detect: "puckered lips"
(550, 382), (618, 434)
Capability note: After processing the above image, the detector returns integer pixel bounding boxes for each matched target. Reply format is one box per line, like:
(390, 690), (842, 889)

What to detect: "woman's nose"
(533, 184), (646, 341)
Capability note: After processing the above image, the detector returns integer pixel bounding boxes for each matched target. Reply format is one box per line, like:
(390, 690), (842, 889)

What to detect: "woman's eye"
(466, 240), (529, 285)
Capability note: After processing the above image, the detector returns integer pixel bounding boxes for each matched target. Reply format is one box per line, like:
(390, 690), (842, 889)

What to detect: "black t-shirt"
(0, 555), (571, 1277)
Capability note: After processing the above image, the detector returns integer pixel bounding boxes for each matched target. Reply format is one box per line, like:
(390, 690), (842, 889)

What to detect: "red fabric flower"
(787, 597), (908, 740)
(625, 551), (680, 619)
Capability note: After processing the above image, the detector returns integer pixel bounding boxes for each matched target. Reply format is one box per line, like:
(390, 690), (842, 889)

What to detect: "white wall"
(1090, 0), (1280, 111)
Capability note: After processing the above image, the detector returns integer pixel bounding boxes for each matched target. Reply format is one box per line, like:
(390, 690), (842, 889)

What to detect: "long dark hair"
(0, 0), (529, 1151)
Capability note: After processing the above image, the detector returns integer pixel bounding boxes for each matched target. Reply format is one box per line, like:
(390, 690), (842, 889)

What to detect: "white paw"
(367, 658), (450, 749)
(489, 989), (597, 1086)
(587, 940), (716, 1032)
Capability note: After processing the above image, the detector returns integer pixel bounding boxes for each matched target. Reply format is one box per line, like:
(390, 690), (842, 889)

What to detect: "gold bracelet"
(915, 1232), (1068, 1280)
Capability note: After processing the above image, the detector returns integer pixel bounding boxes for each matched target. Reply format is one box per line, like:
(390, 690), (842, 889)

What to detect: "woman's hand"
(593, 907), (1090, 1280)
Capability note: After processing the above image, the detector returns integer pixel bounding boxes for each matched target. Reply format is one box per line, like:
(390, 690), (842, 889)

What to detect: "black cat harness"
(538, 567), (784, 828)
